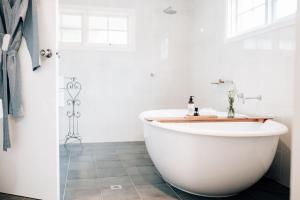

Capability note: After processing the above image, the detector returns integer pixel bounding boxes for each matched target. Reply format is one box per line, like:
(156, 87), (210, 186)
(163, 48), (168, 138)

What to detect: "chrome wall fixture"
(211, 79), (234, 85)
(237, 93), (262, 104)
(64, 77), (82, 145)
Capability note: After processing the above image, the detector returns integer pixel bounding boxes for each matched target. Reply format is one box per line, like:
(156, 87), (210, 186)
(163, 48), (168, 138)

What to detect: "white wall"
(0, 0), (58, 199)
(189, 0), (295, 186)
(59, 0), (193, 143)
(291, 0), (300, 199)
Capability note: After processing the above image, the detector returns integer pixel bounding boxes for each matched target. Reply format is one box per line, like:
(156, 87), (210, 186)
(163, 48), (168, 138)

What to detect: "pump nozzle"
(189, 96), (194, 104)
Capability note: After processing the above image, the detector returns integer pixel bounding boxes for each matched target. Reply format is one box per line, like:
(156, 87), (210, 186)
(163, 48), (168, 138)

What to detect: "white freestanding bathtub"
(139, 109), (288, 197)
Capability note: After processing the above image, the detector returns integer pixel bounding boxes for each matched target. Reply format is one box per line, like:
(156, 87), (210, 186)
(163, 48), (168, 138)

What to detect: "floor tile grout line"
(118, 143), (182, 200)
(92, 147), (104, 200)
(62, 150), (71, 200)
(119, 149), (182, 200)
(119, 154), (143, 200)
(166, 183), (184, 200)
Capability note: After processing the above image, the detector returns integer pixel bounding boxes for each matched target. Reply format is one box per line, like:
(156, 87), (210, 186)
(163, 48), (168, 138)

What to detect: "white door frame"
(291, 0), (300, 199)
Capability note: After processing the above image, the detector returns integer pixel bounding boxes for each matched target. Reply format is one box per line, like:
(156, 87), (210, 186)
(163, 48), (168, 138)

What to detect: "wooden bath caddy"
(145, 115), (272, 123)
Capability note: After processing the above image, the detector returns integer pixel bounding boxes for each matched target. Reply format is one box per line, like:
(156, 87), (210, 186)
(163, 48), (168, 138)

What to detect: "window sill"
(225, 14), (296, 43)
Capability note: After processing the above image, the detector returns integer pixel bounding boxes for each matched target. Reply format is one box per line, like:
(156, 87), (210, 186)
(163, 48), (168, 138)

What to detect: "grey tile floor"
(60, 141), (289, 200)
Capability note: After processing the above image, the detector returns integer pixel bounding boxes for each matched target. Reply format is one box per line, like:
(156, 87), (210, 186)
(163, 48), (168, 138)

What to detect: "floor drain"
(110, 185), (123, 190)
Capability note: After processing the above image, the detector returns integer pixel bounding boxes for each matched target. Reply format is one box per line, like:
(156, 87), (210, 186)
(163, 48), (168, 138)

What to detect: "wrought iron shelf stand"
(64, 77), (82, 145)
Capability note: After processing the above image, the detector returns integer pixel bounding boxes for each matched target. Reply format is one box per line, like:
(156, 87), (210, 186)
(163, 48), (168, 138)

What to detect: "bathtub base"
(168, 181), (238, 198)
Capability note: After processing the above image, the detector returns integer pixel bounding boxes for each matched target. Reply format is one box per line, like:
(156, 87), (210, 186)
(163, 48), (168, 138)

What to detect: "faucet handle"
(237, 93), (245, 104)
(237, 93), (244, 98)
(255, 95), (263, 101)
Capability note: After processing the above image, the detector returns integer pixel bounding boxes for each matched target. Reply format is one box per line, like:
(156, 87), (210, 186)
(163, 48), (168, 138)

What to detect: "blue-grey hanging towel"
(0, 0), (40, 151)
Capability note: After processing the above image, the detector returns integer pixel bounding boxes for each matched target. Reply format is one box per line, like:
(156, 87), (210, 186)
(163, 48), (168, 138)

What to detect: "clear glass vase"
(227, 90), (236, 118)
(228, 105), (235, 118)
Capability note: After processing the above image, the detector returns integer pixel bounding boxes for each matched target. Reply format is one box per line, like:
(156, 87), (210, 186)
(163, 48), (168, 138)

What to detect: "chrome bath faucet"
(237, 93), (262, 104)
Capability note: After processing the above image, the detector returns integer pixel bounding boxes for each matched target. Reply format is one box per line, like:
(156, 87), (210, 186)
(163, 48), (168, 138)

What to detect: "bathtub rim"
(139, 109), (288, 137)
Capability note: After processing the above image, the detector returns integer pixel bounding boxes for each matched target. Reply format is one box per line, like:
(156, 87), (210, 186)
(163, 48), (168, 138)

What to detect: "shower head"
(163, 6), (177, 15)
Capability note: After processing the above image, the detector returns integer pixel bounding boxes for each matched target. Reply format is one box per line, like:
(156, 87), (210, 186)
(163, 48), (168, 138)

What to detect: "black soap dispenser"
(194, 107), (199, 116)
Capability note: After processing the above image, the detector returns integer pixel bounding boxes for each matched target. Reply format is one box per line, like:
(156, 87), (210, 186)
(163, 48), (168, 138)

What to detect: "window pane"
(237, 0), (265, 13)
(61, 14), (82, 28)
(88, 16), (108, 29)
(61, 29), (82, 43)
(273, 0), (297, 20)
(237, 5), (266, 32)
(88, 30), (108, 44)
(109, 17), (128, 30)
(109, 31), (128, 44)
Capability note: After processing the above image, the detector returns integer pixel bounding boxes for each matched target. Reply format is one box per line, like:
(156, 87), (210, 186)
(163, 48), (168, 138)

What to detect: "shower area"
(59, 0), (192, 199)
(58, 0), (191, 145)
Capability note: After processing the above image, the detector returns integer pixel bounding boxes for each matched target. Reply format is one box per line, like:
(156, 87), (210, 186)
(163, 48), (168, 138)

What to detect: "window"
(60, 13), (83, 43)
(59, 7), (136, 51)
(236, 0), (266, 33)
(227, 0), (297, 38)
(273, 0), (298, 20)
(88, 16), (128, 45)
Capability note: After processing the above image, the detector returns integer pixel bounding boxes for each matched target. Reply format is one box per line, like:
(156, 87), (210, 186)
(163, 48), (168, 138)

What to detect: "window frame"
(86, 12), (129, 47)
(59, 6), (136, 52)
(235, 1), (267, 34)
(226, 0), (297, 42)
(60, 11), (84, 44)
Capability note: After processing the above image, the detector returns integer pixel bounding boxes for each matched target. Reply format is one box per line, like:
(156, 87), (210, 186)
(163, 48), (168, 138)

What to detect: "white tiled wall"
(189, 0), (295, 186)
(59, 0), (193, 143)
